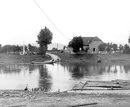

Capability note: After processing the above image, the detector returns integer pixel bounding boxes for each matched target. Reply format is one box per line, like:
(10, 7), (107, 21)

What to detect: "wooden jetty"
(72, 80), (130, 91)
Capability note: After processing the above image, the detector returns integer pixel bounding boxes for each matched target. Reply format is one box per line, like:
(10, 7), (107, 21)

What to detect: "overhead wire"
(33, 0), (70, 40)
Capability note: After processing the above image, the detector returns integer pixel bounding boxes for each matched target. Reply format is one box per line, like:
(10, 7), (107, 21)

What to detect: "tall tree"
(128, 36), (130, 46)
(37, 27), (53, 55)
(68, 36), (83, 54)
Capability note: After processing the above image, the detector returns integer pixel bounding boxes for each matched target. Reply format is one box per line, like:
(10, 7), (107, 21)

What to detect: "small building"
(66, 36), (104, 54)
(82, 36), (104, 53)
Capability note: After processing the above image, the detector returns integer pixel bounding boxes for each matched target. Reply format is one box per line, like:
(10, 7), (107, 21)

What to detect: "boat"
(31, 60), (54, 65)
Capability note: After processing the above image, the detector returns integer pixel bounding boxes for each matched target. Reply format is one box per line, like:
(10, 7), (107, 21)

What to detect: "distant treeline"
(0, 44), (38, 54)
(98, 43), (130, 54)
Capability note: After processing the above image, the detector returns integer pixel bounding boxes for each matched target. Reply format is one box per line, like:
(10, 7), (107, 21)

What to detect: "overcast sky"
(0, 0), (130, 46)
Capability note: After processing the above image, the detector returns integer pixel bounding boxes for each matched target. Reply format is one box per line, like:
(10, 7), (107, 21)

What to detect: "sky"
(0, 0), (130, 46)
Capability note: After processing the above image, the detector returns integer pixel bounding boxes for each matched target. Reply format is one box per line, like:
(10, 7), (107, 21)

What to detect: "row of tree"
(0, 44), (38, 54)
(98, 36), (130, 53)
(98, 43), (118, 52)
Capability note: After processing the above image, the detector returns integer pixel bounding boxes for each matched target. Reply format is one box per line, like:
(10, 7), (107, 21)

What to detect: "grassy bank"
(53, 52), (99, 62)
(3, 52), (130, 64)
(0, 53), (51, 64)
(54, 52), (130, 64)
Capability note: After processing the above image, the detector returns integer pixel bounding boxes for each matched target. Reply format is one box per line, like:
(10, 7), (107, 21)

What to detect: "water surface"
(0, 62), (130, 91)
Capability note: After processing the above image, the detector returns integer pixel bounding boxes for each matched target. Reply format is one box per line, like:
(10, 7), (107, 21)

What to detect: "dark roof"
(82, 36), (103, 45)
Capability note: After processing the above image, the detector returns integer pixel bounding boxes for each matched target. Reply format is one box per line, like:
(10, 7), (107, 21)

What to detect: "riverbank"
(54, 52), (130, 64)
(1, 52), (129, 64)
(1, 90), (130, 107)
(0, 53), (51, 64)
(1, 53), (130, 106)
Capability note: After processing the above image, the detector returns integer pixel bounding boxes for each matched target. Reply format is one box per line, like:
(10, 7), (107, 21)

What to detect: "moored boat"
(31, 60), (54, 65)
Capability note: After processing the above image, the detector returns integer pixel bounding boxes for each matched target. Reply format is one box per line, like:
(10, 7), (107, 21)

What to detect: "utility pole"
(57, 43), (58, 50)
(23, 42), (25, 55)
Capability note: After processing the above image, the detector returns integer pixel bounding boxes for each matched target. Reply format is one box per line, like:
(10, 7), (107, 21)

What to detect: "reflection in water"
(38, 65), (52, 92)
(0, 64), (39, 90)
(0, 62), (130, 91)
(71, 63), (84, 79)
(100, 65), (130, 81)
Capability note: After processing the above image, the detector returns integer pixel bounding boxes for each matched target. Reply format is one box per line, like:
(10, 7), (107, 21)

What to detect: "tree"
(1, 45), (12, 53)
(105, 43), (112, 52)
(128, 36), (130, 46)
(12, 45), (21, 52)
(123, 44), (130, 53)
(28, 44), (32, 51)
(52, 47), (58, 51)
(28, 44), (37, 52)
(37, 27), (53, 55)
(68, 36), (83, 54)
(111, 43), (118, 51)
(98, 43), (118, 52)
(98, 43), (106, 51)
(119, 44), (124, 51)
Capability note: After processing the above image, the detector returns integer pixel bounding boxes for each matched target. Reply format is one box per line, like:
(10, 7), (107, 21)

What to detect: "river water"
(0, 62), (130, 91)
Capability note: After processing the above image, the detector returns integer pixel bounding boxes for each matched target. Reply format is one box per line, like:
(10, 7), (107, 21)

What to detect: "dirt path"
(47, 53), (61, 62)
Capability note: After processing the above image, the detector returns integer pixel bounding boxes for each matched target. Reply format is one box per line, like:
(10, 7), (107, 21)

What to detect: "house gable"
(82, 36), (104, 53)
(82, 36), (103, 46)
